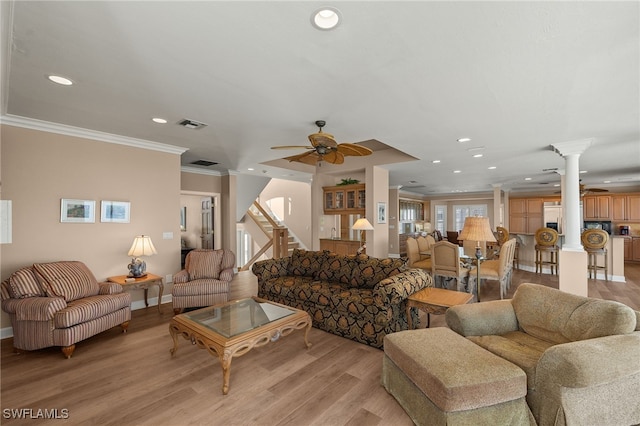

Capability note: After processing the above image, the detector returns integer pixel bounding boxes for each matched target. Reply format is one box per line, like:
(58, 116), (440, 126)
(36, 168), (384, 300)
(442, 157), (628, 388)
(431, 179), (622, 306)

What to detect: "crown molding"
(0, 114), (188, 155)
(180, 166), (223, 176)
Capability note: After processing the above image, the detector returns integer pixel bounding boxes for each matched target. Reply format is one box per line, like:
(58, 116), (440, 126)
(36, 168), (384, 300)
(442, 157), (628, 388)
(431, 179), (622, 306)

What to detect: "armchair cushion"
(8, 268), (45, 299)
(33, 261), (100, 302)
(54, 293), (131, 328)
(187, 249), (224, 280)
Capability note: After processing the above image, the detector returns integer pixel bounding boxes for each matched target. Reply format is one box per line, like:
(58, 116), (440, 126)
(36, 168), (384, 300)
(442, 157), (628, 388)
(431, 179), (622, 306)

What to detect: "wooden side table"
(107, 273), (164, 313)
(406, 287), (473, 329)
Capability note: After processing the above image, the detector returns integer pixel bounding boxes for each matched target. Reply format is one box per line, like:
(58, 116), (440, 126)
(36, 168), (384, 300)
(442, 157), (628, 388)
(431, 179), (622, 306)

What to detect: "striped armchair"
(171, 249), (236, 315)
(1, 261), (131, 358)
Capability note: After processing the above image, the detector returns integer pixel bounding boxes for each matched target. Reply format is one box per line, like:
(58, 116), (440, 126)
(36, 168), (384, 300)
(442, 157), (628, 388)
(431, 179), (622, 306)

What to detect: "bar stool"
(581, 229), (609, 281)
(535, 227), (559, 275)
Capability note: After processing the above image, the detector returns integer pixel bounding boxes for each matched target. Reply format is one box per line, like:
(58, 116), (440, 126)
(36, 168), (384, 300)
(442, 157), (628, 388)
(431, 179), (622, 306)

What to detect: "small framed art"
(61, 199), (96, 223)
(101, 201), (131, 223)
(377, 202), (387, 224)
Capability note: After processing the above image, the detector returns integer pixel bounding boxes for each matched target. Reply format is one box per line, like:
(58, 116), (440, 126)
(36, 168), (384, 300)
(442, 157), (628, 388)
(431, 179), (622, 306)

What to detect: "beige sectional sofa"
(252, 249), (432, 348)
(445, 283), (640, 426)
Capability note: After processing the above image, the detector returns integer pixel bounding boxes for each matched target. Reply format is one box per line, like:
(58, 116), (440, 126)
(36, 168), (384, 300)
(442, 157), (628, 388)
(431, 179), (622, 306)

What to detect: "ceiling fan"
(271, 120), (373, 165)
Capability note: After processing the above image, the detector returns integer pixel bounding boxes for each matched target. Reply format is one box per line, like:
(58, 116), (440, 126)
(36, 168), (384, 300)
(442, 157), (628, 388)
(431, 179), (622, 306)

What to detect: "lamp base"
(127, 258), (147, 278)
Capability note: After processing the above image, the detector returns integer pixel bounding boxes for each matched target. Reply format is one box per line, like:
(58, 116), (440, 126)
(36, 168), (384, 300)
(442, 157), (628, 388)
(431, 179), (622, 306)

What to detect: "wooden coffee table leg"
(221, 352), (232, 395)
(303, 320), (312, 349)
(169, 324), (179, 356)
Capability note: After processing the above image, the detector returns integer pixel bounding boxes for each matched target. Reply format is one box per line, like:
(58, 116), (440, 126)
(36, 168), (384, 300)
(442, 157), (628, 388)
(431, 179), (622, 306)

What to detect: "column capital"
(551, 138), (593, 157)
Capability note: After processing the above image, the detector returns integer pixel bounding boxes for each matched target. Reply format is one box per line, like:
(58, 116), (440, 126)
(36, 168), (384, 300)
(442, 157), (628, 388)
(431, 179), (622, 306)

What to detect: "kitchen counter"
(511, 233), (626, 281)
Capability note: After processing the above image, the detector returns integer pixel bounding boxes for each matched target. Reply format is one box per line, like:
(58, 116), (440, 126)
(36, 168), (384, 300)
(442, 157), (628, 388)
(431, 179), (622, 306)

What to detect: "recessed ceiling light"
(473, 154), (483, 158)
(453, 170), (461, 174)
(488, 166), (497, 170)
(152, 118), (167, 124)
(47, 75), (73, 86)
(580, 170), (587, 174)
(524, 177), (532, 181)
(311, 7), (341, 30)
(554, 184), (560, 187)
(432, 160), (441, 164)
(247, 168), (255, 171)
(457, 137), (471, 143)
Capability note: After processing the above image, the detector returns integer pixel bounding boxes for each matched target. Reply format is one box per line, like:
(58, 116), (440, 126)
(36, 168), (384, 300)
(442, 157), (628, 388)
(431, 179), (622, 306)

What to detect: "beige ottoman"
(382, 327), (535, 426)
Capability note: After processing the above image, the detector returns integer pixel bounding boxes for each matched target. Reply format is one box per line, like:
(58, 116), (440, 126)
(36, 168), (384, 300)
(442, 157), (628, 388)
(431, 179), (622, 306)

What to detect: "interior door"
(201, 196), (214, 249)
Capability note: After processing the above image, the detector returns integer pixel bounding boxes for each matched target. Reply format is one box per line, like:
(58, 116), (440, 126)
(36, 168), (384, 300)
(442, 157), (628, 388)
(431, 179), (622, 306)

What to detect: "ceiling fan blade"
(337, 143), (373, 156)
(284, 150), (321, 165)
(323, 150), (345, 164)
(308, 132), (337, 148)
(271, 145), (314, 150)
(587, 188), (609, 192)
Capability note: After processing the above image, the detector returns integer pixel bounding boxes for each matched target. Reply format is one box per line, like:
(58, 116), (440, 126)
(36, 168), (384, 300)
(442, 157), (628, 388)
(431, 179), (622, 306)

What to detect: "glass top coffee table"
(169, 297), (311, 395)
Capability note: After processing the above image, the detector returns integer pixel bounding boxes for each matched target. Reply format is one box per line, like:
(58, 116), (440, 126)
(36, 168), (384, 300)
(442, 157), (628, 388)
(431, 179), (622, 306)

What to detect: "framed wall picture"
(377, 202), (387, 224)
(101, 201), (130, 223)
(60, 199), (96, 223)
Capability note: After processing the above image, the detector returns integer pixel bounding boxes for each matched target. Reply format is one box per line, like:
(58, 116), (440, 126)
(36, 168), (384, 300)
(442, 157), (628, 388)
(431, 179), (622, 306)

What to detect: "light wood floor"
(2, 263), (639, 425)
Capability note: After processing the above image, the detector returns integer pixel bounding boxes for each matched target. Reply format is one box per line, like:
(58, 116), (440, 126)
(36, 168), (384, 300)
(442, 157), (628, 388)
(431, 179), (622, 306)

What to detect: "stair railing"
(239, 201), (289, 271)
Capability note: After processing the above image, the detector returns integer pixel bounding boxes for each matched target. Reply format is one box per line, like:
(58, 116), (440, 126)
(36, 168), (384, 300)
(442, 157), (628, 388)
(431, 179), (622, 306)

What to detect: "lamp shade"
(127, 235), (157, 257)
(352, 218), (374, 231)
(458, 217), (497, 243)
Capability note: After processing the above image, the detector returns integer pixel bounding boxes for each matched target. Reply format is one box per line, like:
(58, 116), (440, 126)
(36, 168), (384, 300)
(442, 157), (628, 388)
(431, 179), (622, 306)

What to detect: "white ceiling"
(2, 1), (639, 196)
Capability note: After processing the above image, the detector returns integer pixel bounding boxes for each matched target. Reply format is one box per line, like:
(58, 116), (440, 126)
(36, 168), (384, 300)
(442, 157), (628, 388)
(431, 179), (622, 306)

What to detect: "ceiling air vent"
(190, 160), (218, 167)
(178, 119), (208, 130)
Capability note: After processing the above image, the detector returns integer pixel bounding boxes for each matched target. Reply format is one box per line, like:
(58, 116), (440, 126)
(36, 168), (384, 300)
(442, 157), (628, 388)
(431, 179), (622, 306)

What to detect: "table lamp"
(352, 218), (374, 254)
(127, 235), (157, 278)
(458, 216), (496, 301)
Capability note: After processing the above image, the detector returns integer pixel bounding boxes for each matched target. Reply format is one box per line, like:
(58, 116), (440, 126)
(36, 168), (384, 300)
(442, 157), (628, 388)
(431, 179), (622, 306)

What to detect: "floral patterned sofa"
(252, 249), (432, 348)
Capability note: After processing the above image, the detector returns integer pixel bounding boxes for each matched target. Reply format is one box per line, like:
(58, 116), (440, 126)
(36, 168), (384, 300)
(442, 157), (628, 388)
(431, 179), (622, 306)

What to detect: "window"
(453, 204), (488, 231)
(399, 200), (424, 222)
(434, 204), (447, 234)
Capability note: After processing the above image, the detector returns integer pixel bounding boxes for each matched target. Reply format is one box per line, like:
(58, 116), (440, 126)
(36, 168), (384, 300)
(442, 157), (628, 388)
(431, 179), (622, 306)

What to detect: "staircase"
(239, 201), (304, 270)
(251, 209), (300, 255)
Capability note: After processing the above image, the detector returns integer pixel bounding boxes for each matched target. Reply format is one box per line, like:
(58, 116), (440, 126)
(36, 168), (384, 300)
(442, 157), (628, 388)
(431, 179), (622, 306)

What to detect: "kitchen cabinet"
(623, 237), (632, 261)
(509, 198), (543, 234)
(612, 194), (640, 221)
(633, 237), (640, 262)
(583, 195), (611, 221)
(323, 184), (365, 214)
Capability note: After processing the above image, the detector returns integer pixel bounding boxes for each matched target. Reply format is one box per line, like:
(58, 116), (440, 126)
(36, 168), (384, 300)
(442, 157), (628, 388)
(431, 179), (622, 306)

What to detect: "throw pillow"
(351, 256), (407, 289)
(8, 268), (46, 299)
(33, 261), (100, 302)
(316, 253), (359, 285)
(287, 249), (325, 278)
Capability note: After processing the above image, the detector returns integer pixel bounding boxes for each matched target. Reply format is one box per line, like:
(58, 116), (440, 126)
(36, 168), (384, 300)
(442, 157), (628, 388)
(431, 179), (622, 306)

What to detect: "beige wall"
(258, 179), (312, 249)
(1, 125), (182, 331)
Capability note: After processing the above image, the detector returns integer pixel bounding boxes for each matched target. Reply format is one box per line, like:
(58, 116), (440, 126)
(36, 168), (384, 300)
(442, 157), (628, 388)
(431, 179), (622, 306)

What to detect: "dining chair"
(416, 236), (430, 260)
(430, 241), (470, 292)
(469, 238), (516, 300)
(406, 237), (432, 271)
(446, 231), (462, 246)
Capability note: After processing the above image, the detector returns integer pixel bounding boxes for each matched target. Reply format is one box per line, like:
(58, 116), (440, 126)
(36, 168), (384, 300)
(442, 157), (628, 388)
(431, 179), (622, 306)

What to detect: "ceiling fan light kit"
(271, 120), (372, 165)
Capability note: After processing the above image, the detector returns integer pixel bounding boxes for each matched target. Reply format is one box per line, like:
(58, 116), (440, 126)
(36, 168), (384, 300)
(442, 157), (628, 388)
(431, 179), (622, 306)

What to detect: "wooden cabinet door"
(633, 238), (640, 261)
(510, 215), (527, 234)
(324, 191), (335, 211)
(527, 198), (543, 215)
(597, 196), (611, 220)
(583, 196), (598, 220)
(612, 195), (627, 221)
(510, 199), (527, 215)
(527, 215), (543, 234)
(627, 195), (640, 221)
(624, 238), (632, 261)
